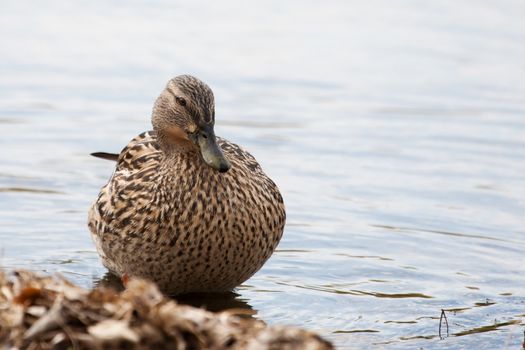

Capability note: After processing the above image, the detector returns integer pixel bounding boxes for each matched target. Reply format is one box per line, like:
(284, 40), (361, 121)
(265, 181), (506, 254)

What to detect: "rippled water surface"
(1, 1), (525, 348)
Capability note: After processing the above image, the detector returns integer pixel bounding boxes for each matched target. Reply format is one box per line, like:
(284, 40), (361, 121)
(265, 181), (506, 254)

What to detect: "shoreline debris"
(0, 270), (333, 349)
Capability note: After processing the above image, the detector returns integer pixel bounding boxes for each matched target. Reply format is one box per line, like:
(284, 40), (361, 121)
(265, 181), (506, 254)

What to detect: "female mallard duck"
(88, 75), (286, 295)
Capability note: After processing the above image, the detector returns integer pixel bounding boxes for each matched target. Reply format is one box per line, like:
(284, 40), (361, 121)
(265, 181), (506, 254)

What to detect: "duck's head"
(152, 75), (231, 173)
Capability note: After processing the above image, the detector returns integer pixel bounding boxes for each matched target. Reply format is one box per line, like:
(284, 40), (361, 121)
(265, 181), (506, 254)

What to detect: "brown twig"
(439, 309), (449, 339)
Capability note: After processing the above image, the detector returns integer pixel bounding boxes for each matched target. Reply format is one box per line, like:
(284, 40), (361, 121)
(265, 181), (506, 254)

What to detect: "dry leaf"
(88, 319), (139, 343)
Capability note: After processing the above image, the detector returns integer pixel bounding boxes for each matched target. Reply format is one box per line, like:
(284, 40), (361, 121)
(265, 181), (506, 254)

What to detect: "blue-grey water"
(1, 1), (524, 349)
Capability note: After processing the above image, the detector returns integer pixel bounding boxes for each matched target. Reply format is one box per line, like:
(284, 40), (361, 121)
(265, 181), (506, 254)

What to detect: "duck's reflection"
(175, 291), (256, 316)
(93, 271), (125, 291)
(94, 271), (257, 318)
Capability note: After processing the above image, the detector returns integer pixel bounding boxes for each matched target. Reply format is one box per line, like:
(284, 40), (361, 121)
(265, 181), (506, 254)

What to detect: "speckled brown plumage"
(88, 75), (286, 295)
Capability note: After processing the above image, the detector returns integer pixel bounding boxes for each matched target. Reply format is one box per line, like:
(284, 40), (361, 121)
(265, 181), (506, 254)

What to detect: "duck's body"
(88, 76), (285, 295)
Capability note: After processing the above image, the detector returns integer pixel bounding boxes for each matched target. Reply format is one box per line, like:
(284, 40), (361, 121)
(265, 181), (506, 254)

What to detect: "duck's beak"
(191, 126), (231, 173)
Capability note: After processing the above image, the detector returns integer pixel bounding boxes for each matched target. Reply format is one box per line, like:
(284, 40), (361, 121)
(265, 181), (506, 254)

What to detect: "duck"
(88, 75), (286, 295)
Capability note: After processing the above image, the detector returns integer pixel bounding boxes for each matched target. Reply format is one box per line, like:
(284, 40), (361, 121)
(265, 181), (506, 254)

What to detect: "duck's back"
(88, 131), (286, 294)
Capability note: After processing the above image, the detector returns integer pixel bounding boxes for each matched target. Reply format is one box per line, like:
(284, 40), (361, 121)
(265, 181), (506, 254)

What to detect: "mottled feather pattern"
(166, 75), (215, 124)
(89, 131), (285, 294)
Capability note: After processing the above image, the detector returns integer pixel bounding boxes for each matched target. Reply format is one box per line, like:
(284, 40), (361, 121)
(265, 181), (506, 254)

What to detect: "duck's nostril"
(219, 163), (230, 173)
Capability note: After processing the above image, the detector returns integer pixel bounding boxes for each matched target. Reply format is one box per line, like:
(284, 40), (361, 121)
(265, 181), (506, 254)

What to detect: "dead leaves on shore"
(0, 270), (333, 350)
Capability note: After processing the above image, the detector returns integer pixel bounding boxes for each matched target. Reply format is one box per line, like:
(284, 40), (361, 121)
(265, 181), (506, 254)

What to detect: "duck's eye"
(175, 96), (187, 107)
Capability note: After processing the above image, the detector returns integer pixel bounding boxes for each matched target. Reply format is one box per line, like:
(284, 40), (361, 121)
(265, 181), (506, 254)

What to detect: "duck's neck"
(156, 130), (203, 170)
(156, 128), (194, 153)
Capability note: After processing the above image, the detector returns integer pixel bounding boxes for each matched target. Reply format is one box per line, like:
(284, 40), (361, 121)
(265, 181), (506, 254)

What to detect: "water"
(1, 1), (525, 348)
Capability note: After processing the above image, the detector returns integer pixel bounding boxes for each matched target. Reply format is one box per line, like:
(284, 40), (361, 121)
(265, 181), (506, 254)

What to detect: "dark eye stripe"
(166, 86), (178, 100)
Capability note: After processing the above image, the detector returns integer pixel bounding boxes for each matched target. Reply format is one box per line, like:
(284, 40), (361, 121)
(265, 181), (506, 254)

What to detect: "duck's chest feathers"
(155, 160), (243, 228)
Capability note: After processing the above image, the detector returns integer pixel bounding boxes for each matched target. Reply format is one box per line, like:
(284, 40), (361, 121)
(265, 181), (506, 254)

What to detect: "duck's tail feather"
(91, 152), (119, 161)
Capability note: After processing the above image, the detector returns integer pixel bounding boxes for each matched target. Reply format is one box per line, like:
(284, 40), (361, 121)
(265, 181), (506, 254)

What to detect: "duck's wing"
(113, 131), (162, 172)
(88, 131), (163, 271)
(91, 131), (162, 172)
(91, 130), (161, 166)
(217, 137), (264, 174)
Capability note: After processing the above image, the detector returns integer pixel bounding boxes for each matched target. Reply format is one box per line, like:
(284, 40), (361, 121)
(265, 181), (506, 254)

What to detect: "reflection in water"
(176, 292), (256, 317)
(0, 187), (64, 194)
(93, 271), (125, 292)
(334, 253), (394, 261)
(283, 282), (433, 298)
(94, 271), (256, 317)
(0, 118), (20, 124)
(454, 320), (521, 337)
(372, 224), (521, 244)
(334, 329), (380, 334)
